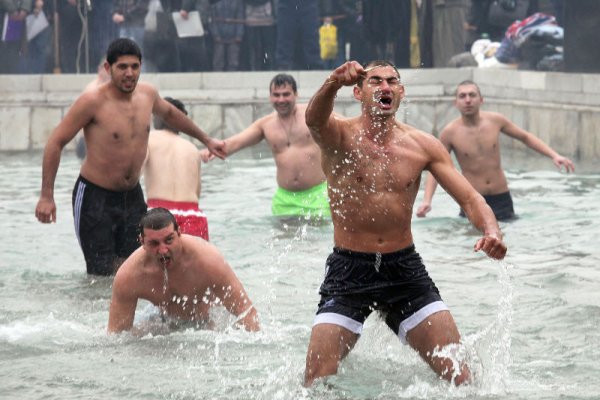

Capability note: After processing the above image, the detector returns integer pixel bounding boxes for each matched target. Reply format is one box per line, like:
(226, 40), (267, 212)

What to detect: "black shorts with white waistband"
(313, 245), (448, 344)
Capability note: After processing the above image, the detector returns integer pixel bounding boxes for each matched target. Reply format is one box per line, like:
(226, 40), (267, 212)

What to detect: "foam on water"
(0, 313), (95, 345)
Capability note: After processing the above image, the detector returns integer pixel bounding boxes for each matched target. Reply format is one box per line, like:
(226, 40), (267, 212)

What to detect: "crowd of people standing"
(0, 0), (563, 75)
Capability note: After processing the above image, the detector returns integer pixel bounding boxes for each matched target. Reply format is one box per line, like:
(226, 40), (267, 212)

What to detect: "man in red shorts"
(143, 97), (209, 240)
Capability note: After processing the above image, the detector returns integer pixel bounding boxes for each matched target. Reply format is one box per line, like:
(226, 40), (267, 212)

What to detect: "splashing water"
(464, 261), (514, 395)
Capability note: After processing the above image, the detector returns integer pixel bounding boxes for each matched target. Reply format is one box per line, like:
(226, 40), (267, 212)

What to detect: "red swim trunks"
(147, 199), (209, 241)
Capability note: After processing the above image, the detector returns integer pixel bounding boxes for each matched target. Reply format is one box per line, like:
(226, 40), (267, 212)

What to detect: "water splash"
(465, 261), (514, 395)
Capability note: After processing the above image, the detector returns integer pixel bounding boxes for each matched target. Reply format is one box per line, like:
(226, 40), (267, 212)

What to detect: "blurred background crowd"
(0, 0), (590, 76)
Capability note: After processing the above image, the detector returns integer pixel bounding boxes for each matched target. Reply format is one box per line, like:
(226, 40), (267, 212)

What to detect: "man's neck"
(461, 111), (481, 126)
(362, 115), (397, 143)
(108, 83), (135, 100)
(277, 106), (297, 120)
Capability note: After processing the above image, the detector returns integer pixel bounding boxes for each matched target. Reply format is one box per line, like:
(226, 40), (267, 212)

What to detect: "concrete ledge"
(0, 75), (42, 92)
(0, 68), (599, 163)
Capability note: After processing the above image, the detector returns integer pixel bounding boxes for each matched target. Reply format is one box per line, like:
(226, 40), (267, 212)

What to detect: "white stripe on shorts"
(397, 300), (449, 344)
(168, 209), (206, 217)
(313, 312), (363, 335)
(73, 180), (86, 247)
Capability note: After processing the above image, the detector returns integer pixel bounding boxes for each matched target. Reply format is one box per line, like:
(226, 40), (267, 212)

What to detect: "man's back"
(145, 130), (202, 203)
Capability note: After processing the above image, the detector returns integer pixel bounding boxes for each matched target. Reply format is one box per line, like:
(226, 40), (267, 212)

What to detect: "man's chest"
(453, 128), (501, 157)
(92, 102), (153, 137)
(330, 145), (421, 192)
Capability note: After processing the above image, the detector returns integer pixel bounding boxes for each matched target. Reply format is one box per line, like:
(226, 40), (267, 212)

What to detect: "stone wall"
(0, 68), (599, 163)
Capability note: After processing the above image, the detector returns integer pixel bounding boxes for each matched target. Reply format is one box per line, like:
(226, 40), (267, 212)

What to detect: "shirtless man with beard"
(35, 38), (225, 275)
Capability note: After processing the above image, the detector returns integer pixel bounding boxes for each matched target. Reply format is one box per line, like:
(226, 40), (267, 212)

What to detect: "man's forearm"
(467, 196), (502, 239)
(40, 142), (62, 198)
(523, 134), (559, 159)
(305, 78), (342, 130)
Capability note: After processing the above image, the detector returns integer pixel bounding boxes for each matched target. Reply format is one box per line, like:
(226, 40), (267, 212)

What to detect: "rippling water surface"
(1, 152), (599, 400)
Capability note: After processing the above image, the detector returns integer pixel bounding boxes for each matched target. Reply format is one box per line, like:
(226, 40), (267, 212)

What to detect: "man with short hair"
(143, 97), (210, 240)
(107, 208), (260, 334)
(203, 73), (330, 219)
(416, 80), (575, 221)
(35, 38), (225, 276)
(302, 60), (507, 386)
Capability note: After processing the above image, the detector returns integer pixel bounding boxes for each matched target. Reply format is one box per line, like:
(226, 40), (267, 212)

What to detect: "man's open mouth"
(160, 255), (171, 266)
(378, 95), (393, 108)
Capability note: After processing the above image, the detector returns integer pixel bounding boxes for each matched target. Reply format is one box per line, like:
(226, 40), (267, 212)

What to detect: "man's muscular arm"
(152, 92), (226, 160)
(426, 135), (507, 260)
(306, 61), (364, 147)
(107, 266), (139, 334)
(35, 93), (96, 223)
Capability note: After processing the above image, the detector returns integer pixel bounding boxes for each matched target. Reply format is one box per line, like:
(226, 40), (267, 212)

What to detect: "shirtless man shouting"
(302, 61), (507, 386)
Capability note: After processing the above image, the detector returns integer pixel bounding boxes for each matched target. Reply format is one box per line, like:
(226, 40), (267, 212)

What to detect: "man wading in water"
(302, 60), (507, 386)
(35, 38), (225, 275)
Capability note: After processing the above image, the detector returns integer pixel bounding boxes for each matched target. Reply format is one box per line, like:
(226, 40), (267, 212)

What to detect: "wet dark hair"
(139, 208), (179, 237)
(357, 60), (401, 88)
(153, 97), (188, 133)
(106, 38), (142, 65)
(270, 73), (297, 93)
(456, 80), (482, 96)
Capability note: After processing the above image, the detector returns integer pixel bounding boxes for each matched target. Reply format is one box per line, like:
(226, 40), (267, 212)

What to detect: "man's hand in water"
(474, 234), (507, 260)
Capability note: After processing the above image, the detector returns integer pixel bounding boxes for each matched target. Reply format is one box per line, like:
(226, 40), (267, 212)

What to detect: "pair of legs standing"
(304, 310), (470, 386)
(304, 246), (471, 386)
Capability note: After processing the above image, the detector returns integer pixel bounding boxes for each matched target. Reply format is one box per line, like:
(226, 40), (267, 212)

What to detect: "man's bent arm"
(305, 79), (340, 136)
(427, 139), (506, 259)
(306, 61), (363, 146)
(501, 117), (575, 172)
(212, 261), (260, 332)
(153, 96), (226, 159)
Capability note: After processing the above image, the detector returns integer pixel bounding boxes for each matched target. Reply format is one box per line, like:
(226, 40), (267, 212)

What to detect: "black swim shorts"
(313, 245), (448, 344)
(72, 175), (147, 275)
(459, 191), (517, 221)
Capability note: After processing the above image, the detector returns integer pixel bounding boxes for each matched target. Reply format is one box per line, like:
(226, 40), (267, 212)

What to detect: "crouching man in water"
(107, 208), (260, 334)
(302, 60), (507, 386)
